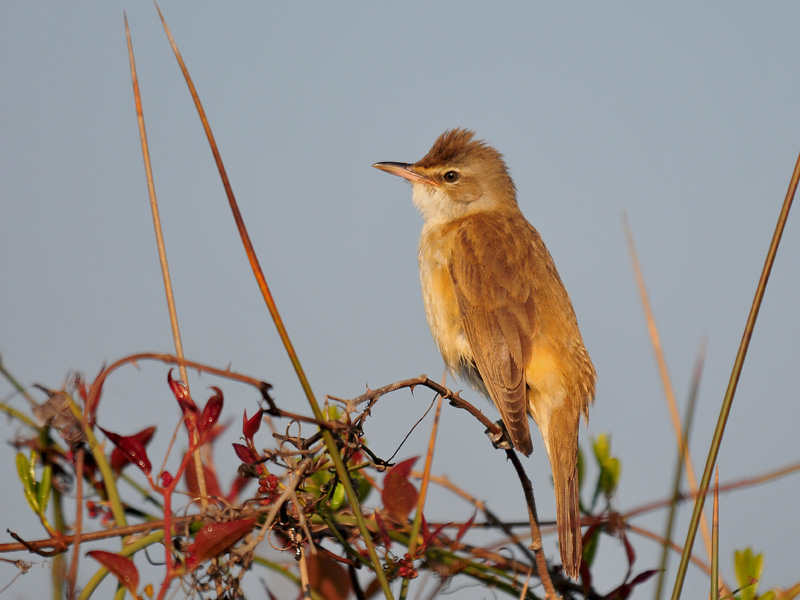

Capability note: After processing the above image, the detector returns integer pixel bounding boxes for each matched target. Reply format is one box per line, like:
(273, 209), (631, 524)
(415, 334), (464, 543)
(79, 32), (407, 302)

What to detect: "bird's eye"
(443, 170), (460, 183)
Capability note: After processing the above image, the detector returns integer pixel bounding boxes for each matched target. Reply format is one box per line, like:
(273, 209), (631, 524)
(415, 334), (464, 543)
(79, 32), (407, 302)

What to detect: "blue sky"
(1, 3), (799, 598)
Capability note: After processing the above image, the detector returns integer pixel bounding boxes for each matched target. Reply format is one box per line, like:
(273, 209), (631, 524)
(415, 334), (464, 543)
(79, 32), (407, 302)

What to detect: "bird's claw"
(485, 420), (514, 451)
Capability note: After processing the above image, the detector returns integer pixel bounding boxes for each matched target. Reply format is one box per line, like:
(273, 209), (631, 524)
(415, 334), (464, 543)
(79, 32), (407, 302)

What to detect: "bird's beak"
(373, 162), (440, 187)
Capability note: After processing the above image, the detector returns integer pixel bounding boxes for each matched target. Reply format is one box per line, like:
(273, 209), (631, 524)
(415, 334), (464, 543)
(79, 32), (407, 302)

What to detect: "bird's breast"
(417, 226), (474, 375)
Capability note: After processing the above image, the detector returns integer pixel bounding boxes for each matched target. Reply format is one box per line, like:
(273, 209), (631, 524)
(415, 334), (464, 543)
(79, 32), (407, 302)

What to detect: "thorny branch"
(4, 364), (744, 599)
(337, 374), (561, 597)
(340, 374), (502, 439)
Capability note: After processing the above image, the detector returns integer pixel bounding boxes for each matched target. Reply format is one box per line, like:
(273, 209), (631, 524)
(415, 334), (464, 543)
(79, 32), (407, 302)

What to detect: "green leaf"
(733, 548), (763, 600)
(329, 480), (345, 511)
(353, 475), (372, 504)
(592, 434), (611, 464)
(582, 526), (601, 568)
(16, 452), (39, 513)
(15, 452), (32, 489)
(590, 435), (622, 506)
(324, 405), (342, 421)
(37, 464), (53, 516)
(600, 457), (621, 496)
(28, 450), (37, 482)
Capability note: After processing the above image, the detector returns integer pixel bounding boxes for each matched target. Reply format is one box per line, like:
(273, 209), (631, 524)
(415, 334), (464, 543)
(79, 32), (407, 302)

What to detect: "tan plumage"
(374, 129), (596, 579)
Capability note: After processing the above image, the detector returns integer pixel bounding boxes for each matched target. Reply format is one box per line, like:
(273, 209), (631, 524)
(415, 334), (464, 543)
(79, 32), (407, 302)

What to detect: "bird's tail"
(547, 411), (582, 580)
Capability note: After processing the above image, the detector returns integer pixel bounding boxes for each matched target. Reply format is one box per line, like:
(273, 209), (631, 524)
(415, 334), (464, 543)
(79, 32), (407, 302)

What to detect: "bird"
(373, 129), (597, 579)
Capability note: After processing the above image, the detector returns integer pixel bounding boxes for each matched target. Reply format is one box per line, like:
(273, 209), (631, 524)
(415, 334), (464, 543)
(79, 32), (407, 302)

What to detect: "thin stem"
(624, 459), (800, 520)
(627, 524), (713, 577)
(124, 13), (206, 507)
(67, 398), (128, 530)
(671, 148), (799, 600)
(0, 352), (39, 409)
(655, 339), (705, 600)
(66, 448), (84, 600)
(711, 468), (719, 600)
(153, 7), (393, 595)
(624, 214), (713, 560)
(400, 389), (444, 600)
(507, 450), (558, 599)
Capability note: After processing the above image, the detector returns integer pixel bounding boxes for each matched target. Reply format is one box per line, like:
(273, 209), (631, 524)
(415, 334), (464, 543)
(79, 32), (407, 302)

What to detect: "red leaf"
(98, 426), (152, 476)
(306, 552), (351, 600)
(87, 550), (139, 596)
(382, 457), (418, 521)
(110, 426), (156, 472)
(242, 409), (263, 442)
(629, 569), (659, 586)
(387, 457), (417, 479)
(199, 388), (224, 438)
(184, 454), (222, 498)
(73, 373), (89, 403)
(373, 511), (392, 549)
(190, 518), (257, 565)
(421, 512), (430, 538)
(419, 514), (449, 553)
(233, 443), (260, 465)
(226, 475), (252, 502)
(203, 423), (228, 447)
(621, 529), (636, 577)
(456, 512), (476, 543)
(168, 370), (197, 420)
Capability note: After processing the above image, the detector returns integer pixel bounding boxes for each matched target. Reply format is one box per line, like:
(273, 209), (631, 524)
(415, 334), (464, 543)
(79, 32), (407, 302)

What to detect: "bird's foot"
(485, 420), (513, 451)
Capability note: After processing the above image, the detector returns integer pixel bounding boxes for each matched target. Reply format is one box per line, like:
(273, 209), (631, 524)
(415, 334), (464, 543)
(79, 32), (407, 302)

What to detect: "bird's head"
(374, 128), (518, 226)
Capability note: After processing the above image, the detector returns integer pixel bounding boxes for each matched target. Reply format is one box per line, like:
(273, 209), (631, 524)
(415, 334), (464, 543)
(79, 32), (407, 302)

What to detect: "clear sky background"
(1, 3), (798, 599)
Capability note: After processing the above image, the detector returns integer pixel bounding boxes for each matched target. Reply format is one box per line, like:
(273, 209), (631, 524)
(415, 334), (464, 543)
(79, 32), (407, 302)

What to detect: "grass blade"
(671, 148), (799, 600)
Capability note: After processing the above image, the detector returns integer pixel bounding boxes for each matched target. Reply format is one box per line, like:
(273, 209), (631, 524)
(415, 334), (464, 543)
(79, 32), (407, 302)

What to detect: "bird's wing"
(447, 214), (537, 455)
